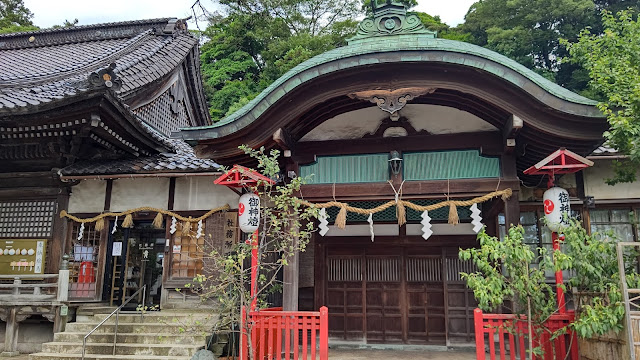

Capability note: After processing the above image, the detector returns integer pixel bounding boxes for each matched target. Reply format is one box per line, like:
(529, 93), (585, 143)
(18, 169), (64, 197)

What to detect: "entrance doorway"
(103, 222), (165, 308)
(323, 237), (478, 345)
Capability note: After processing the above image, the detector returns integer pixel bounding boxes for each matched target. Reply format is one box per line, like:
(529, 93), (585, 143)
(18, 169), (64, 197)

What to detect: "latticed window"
(68, 222), (101, 298)
(589, 209), (638, 242)
(0, 200), (55, 238)
(325, 200), (473, 223)
(171, 223), (205, 278)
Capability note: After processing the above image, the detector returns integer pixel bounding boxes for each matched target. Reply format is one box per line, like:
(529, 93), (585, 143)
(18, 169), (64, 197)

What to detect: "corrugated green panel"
(403, 150), (500, 181)
(300, 154), (388, 184)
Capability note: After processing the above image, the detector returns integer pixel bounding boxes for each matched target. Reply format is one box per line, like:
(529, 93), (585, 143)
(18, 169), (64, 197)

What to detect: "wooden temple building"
(177, 2), (640, 347)
(0, 2), (638, 355)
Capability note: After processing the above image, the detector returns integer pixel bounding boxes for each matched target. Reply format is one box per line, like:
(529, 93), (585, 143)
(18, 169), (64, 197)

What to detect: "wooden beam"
(503, 114), (523, 140)
(103, 179), (113, 212)
(296, 132), (503, 164)
(272, 128), (296, 154)
(299, 178), (518, 201)
(503, 115), (523, 154)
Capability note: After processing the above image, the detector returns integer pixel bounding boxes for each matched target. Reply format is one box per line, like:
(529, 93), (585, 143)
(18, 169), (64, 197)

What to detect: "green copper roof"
(181, 8), (601, 139)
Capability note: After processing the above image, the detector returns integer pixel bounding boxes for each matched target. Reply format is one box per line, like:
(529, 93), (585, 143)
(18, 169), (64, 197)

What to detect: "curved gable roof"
(180, 33), (602, 142)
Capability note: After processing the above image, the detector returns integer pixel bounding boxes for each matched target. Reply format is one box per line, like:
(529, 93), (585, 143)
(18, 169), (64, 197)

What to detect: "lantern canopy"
(213, 164), (275, 188)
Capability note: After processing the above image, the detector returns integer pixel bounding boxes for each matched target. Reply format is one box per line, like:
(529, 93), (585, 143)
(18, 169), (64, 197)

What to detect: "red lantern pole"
(525, 148), (593, 315)
(552, 231), (566, 313)
(213, 165), (275, 360)
(251, 228), (258, 311)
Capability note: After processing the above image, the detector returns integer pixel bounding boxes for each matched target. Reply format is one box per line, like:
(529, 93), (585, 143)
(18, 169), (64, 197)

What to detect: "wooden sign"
(223, 212), (239, 252)
(0, 239), (47, 275)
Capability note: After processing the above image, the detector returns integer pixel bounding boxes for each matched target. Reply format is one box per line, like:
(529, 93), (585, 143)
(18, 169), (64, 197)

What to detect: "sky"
(23, 0), (476, 30)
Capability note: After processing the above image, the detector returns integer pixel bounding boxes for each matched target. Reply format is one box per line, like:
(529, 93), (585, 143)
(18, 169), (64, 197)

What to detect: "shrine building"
(0, 3), (638, 355)
(177, 2), (640, 346)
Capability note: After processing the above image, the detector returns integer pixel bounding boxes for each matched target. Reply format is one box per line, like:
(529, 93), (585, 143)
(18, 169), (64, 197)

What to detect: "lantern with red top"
(214, 165), (275, 360)
(524, 148), (593, 313)
(213, 164), (275, 305)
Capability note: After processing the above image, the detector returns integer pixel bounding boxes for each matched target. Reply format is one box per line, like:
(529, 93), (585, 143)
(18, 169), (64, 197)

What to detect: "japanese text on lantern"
(558, 191), (570, 226)
(248, 197), (259, 227)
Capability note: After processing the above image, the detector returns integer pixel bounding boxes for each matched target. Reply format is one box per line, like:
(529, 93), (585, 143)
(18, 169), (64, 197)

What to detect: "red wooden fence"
(241, 306), (329, 360)
(474, 308), (578, 360)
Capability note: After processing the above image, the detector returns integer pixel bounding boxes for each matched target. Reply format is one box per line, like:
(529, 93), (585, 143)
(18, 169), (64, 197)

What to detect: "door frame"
(317, 233), (478, 345)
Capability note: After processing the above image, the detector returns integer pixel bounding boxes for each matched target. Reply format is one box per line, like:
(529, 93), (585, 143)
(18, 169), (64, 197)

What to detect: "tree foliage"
(199, 0), (361, 121)
(462, 0), (597, 86)
(0, 0), (37, 33)
(564, 9), (640, 184)
(461, 221), (640, 355)
(414, 12), (470, 41)
(189, 146), (318, 358)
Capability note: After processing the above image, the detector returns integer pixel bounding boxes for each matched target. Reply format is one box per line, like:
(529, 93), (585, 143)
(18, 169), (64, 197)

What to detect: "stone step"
(54, 332), (206, 345)
(87, 312), (217, 325)
(64, 322), (188, 334)
(40, 342), (201, 357)
(30, 353), (191, 360)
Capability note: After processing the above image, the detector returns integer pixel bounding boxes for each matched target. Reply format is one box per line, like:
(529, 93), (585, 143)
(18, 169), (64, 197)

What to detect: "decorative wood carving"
(169, 83), (185, 114)
(363, 116), (429, 138)
(349, 1), (437, 42)
(88, 63), (122, 91)
(348, 87), (435, 120)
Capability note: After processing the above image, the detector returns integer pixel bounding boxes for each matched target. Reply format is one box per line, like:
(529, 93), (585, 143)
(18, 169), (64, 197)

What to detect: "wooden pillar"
(503, 190), (520, 228)
(282, 238), (299, 312)
(313, 234), (325, 310)
(2, 307), (19, 356)
(501, 152), (520, 227)
(49, 187), (71, 274)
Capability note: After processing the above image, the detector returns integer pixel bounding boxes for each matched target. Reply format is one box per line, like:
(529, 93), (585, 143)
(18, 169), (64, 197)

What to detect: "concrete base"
(0, 318), (53, 354)
(0, 351), (20, 357)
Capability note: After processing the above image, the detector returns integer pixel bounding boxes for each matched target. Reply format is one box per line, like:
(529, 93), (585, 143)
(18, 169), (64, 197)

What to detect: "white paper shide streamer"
(112, 216), (118, 234)
(367, 213), (374, 242)
(470, 203), (483, 233)
(196, 219), (204, 239)
(77, 223), (85, 241)
(318, 208), (329, 236)
(170, 216), (177, 234)
(421, 210), (433, 240)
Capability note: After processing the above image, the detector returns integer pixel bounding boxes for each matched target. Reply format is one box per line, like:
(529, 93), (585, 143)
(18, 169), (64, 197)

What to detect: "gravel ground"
(329, 348), (477, 360)
(10, 347), (476, 360)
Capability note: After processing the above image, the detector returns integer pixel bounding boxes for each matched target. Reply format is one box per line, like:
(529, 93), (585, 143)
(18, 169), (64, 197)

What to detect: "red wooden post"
(251, 228), (259, 311)
(474, 308), (486, 360)
(553, 232), (566, 313)
(319, 306), (329, 360)
(241, 306), (249, 360)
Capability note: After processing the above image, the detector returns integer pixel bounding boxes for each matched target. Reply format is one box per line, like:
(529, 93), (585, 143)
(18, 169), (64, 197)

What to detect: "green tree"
(461, 221), (640, 357)
(189, 146), (318, 359)
(0, 0), (38, 33)
(564, 9), (640, 184)
(460, 226), (556, 359)
(414, 12), (470, 41)
(199, 0), (361, 121)
(463, 0), (596, 86)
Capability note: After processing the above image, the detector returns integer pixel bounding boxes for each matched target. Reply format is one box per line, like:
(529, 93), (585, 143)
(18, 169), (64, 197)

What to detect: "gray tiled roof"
(58, 138), (220, 175)
(0, 18), (214, 175)
(0, 18), (196, 112)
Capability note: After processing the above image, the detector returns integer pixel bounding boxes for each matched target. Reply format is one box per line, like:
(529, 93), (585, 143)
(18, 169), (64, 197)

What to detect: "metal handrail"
(82, 285), (146, 360)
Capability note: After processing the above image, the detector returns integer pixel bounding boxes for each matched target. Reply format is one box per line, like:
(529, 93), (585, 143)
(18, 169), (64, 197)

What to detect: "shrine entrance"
(103, 222), (165, 308)
(320, 236), (478, 345)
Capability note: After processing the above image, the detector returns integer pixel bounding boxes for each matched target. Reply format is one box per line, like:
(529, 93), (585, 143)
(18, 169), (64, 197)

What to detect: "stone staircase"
(30, 308), (217, 360)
